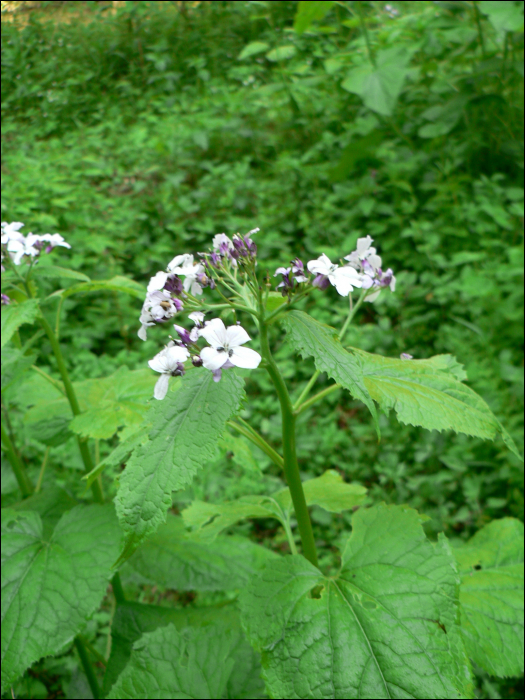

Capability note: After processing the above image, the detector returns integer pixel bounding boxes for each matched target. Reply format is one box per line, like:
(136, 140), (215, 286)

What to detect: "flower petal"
(307, 254), (332, 275)
(147, 271), (169, 293)
(154, 374), (170, 400)
(229, 346), (261, 369)
(199, 319), (227, 347)
(167, 253), (193, 272)
(200, 347), (228, 370)
(166, 345), (189, 365)
(225, 324), (251, 348)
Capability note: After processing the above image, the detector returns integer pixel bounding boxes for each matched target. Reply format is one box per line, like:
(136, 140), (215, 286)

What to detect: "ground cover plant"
(1, 1), (524, 698)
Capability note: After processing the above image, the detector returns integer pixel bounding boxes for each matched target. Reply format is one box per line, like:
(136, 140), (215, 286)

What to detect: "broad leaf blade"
(293, 0), (334, 34)
(103, 602), (264, 699)
(1, 299), (40, 348)
(240, 504), (473, 699)
(275, 469), (367, 514)
(123, 513), (277, 591)
(59, 275), (145, 300)
(281, 311), (379, 431)
(454, 518), (524, 677)
(1, 504), (122, 693)
(182, 497), (279, 542)
(33, 264), (91, 282)
(114, 370), (245, 563)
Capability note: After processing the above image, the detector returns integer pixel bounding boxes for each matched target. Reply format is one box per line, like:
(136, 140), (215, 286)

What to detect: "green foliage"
(1, 299), (40, 348)
(104, 602), (264, 699)
(240, 504), (473, 699)
(115, 370), (246, 563)
(294, 1), (335, 34)
(1, 504), (122, 693)
(454, 518), (524, 677)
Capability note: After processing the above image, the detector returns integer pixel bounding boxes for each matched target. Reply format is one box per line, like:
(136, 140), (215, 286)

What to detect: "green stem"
(74, 637), (100, 699)
(356, 2), (376, 67)
(258, 318), (318, 567)
(111, 573), (126, 604)
(292, 370), (321, 412)
(31, 364), (66, 395)
(227, 418), (284, 468)
(295, 384), (341, 415)
(339, 290), (366, 344)
(1, 421), (34, 497)
(473, 1), (487, 59)
(38, 314), (104, 504)
(35, 447), (50, 493)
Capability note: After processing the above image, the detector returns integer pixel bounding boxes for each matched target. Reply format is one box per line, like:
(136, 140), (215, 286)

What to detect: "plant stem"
(295, 384), (341, 415)
(227, 418), (284, 468)
(356, 2), (376, 67)
(38, 314), (104, 504)
(258, 317), (318, 567)
(292, 370), (321, 412)
(1, 421), (34, 497)
(111, 573), (126, 604)
(35, 447), (50, 493)
(473, 1), (486, 59)
(31, 364), (66, 394)
(74, 637), (100, 699)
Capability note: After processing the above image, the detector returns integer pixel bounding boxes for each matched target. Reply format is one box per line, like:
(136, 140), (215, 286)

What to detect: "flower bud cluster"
(273, 236), (396, 303)
(1, 222), (70, 268)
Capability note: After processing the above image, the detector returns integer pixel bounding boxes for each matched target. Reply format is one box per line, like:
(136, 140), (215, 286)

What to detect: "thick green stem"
(227, 418), (284, 468)
(258, 320), (318, 567)
(38, 314), (104, 504)
(1, 421), (34, 497)
(74, 637), (100, 699)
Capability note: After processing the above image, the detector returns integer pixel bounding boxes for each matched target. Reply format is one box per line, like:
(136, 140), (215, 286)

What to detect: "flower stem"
(35, 447), (50, 493)
(38, 314), (104, 504)
(295, 383), (341, 415)
(74, 637), (100, 699)
(292, 370), (321, 412)
(1, 421), (34, 497)
(227, 418), (284, 468)
(258, 316), (318, 568)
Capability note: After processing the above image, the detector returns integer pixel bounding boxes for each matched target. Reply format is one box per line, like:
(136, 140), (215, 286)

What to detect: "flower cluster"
(273, 235), (396, 303)
(1, 222), (70, 268)
(206, 228), (258, 269)
(148, 314), (261, 398)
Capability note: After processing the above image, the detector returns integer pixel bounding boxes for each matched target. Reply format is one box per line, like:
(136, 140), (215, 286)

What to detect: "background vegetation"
(1, 1), (523, 697)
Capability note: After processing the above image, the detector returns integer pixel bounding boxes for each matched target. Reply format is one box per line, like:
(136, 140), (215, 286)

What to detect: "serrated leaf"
(33, 264), (91, 282)
(1, 504), (122, 693)
(182, 496), (280, 542)
(275, 469), (367, 513)
(293, 0), (335, 34)
(266, 45), (297, 62)
(281, 311), (379, 430)
(238, 41), (269, 60)
(240, 504), (473, 699)
(341, 47), (412, 117)
(57, 275), (145, 300)
(123, 513), (277, 591)
(1, 299), (40, 348)
(24, 397), (73, 446)
(103, 602), (264, 699)
(10, 486), (78, 535)
(69, 407), (123, 439)
(350, 346), (521, 458)
(454, 518), (524, 677)
(265, 290), (288, 313)
(114, 370), (245, 564)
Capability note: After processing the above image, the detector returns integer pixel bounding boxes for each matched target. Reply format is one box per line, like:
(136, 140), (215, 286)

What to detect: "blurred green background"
(1, 1), (523, 696)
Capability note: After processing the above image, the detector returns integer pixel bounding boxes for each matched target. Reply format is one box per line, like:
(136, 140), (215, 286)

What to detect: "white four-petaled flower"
(306, 254), (362, 296)
(199, 319), (261, 371)
(167, 254), (205, 295)
(148, 344), (190, 400)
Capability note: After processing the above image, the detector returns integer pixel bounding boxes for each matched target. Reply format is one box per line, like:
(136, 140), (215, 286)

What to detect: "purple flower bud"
(173, 325), (193, 346)
(291, 257), (304, 275)
(400, 353), (413, 360)
(1, 293), (10, 305)
(192, 355), (203, 367)
(172, 362), (186, 376)
(209, 252), (221, 268)
(164, 274), (184, 295)
(312, 273), (330, 290)
(380, 268), (394, 288)
(173, 298), (184, 312)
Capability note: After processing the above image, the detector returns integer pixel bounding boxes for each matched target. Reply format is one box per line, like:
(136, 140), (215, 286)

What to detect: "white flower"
(1, 222), (25, 244)
(167, 253), (205, 296)
(6, 234), (39, 265)
(38, 233), (71, 250)
(345, 236), (382, 271)
(147, 271), (169, 293)
(148, 344), (190, 400)
(307, 254), (362, 296)
(138, 290), (182, 340)
(199, 319), (261, 371)
(212, 233), (234, 253)
(188, 311), (205, 325)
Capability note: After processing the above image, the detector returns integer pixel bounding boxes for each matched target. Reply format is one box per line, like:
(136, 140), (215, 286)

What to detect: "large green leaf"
(283, 311), (520, 457)
(274, 469), (367, 514)
(83, 425), (150, 487)
(454, 518), (524, 677)
(1, 299), (40, 348)
(478, 1), (524, 33)
(51, 275), (145, 300)
(240, 504), (473, 699)
(293, 0), (334, 34)
(342, 47), (412, 117)
(103, 602), (264, 699)
(1, 504), (122, 693)
(33, 264), (91, 282)
(9, 485), (78, 535)
(238, 41), (270, 60)
(122, 513), (277, 591)
(1, 346), (36, 392)
(281, 311), (379, 430)
(115, 370), (245, 564)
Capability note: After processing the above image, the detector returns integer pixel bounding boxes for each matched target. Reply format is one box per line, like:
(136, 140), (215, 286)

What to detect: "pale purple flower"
(345, 236), (382, 272)
(307, 254), (362, 296)
(138, 290), (183, 340)
(344, 236), (395, 302)
(199, 318), (261, 375)
(232, 228), (258, 260)
(1, 293), (10, 305)
(167, 254), (205, 296)
(148, 344), (190, 400)
(400, 353), (413, 360)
